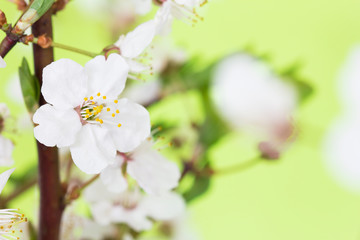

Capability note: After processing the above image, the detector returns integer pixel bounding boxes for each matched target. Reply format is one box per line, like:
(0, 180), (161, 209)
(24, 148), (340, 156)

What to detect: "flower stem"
(214, 156), (262, 176)
(32, 10), (65, 240)
(78, 174), (99, 191)
(51, 41), (98, 58)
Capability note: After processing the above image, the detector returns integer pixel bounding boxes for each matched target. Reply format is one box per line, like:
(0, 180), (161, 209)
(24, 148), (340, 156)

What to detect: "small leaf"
(18, 58), (40, 114)
(183, 175), (211, 203)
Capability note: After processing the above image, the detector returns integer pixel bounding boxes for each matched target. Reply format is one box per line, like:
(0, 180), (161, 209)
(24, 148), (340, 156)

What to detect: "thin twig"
(0, 177), (37, 208)
(214, 156), (262, 176)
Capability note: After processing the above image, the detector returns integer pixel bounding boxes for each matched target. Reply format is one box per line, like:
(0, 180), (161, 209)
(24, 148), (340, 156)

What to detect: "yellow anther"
(96, 118), (100, 122)
(20, 230), (23, 233)
(84, 97), (88, 101)
(118, 123), (122, 127)
(112, 113), (115, 117)
(90, 96), (94, 100)
(97, 92), (101, 97)
(114, 100), (118, 104)
(107, 108), (110, 112)
(116, 110), (120, 114)
(99, 105), (103, 109)
(100, 119), (103, 124)
(91, 101), (95, 105)
(103, 96), (107, 99)
(93, 107), (97, 111)
(86, 109), (90, 114)
(85, 115), (89, 118)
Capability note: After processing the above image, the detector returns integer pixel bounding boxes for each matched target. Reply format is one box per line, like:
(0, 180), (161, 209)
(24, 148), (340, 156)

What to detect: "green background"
(1, 0), (359, 239)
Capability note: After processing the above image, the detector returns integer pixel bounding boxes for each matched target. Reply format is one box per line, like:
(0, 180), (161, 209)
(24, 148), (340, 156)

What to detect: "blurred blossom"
(324, 47), (360, 192)
(61, 206), (118, 240)
(154, 0), (206, 35)
(150, 38), (187, 73)
(123, 80), (161, 106)
(0, 56), (5, 68)
(211, 53), (297, 158)
(100, 137), (180, 195)
(33, 55), (150, 174)
(114, 20), (156, 76)
(0, 103), (14, 166)
(85, 181), (185, 232)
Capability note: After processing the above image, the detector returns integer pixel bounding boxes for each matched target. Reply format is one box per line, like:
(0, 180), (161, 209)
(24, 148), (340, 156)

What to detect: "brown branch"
(32, 10), (65, 240)
(213, 157), (262, 176)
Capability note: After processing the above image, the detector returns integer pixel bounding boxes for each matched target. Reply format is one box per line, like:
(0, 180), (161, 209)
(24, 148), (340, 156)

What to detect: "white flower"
(100, 137), (180, 195)
(211, 54), (297, 156)
(61, 206), (118, 240)
(85, 182), (185, 232)
(114, 20), (156, 76)
(33, 54), (151, 174)
(0, 169), (28, 238)
(0, 57), (6, 68)
(323, 47), (360, 192)
(154, 0), (206, 34)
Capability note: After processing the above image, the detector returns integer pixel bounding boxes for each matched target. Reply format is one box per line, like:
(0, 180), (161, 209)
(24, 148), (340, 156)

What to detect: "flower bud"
(0, 10), (7, 27)
(37, 34), (52, 48)
(152, 0), (166, 6)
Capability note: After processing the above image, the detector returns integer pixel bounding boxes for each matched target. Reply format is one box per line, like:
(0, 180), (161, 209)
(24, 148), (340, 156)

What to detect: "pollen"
(114, 100), (118, 104)
(84, 97), (88, 101)
(118, 123), (122, 127)
(112, 113), (115, 117)
(85, 115), (89, 118)
(90, 96), (94, 100)
(99, 119), (103, 124)
(116, 110), (119, 114)
(107, 108), (110, 112)
(103, 96), (107, 100)
(97, 92), (101, 97)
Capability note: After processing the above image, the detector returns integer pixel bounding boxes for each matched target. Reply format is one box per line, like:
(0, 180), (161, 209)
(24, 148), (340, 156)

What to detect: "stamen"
(107, 108), (110, 112)
(114, 100), (118, 104)
(103, 96), (107, 100)
(116, 110), (120, 114)
(112, 113), (115, 117)
(97, 92), (101, 97)
(118, 124), (122, 127)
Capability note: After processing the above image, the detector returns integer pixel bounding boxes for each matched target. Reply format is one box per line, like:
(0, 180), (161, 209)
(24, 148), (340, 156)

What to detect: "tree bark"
(32, 10), (64, 240)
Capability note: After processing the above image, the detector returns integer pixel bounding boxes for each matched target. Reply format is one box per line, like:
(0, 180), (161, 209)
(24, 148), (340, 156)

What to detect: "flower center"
(78, 92), (122, 128)
(0, 209), (27, 239)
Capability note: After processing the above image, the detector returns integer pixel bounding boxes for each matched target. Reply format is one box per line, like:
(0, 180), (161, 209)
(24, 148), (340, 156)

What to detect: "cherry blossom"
(33, 54), (151, 174)
(100, 137), (180, 195)
(84, 181), (185, 232)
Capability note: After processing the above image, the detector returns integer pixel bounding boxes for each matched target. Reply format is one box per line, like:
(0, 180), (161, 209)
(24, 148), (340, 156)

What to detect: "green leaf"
(183, 175), (211, 203)
(281, 61), (314, 103)
(18, 58), (40, 114)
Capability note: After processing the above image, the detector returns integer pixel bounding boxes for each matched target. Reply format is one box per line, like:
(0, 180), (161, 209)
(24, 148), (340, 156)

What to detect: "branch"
(32, 10), (65, 240)
(0, 177), (37, 208)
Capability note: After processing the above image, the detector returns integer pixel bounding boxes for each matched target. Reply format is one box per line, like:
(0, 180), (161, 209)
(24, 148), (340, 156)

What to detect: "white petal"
(141, 191), (185, 220)
(338, 46), (360, 110)
(110, 206), (153, 231)
(0, 168), (14, 194)
(0, 56), (6, 68)
(132, 0), (152, 15)
(175, 0), (197, 7)
(42, 59), (87, 110)
(0, 103), (10, 120)
(324, 114), (360, 192)
(0, 136), (14, 167)
(154, 4), (173, 35)
(90, 201), (114, 225)
(84, 54), (129, 98)
(127, 140), (180, 195)
(100, 157), (128, 193)
(108, 99), (150, 152)
(126, 59), (149, 73)
(84, 179), (121, 203)
(33, 104), (82, 148)
(123, 80), (161, 105)
(120, 20), (156, 59)
(70, 124), (116, 174)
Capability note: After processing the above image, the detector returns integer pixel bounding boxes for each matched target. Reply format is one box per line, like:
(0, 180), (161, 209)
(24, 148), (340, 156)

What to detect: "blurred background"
(1, 0), (360, 239)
